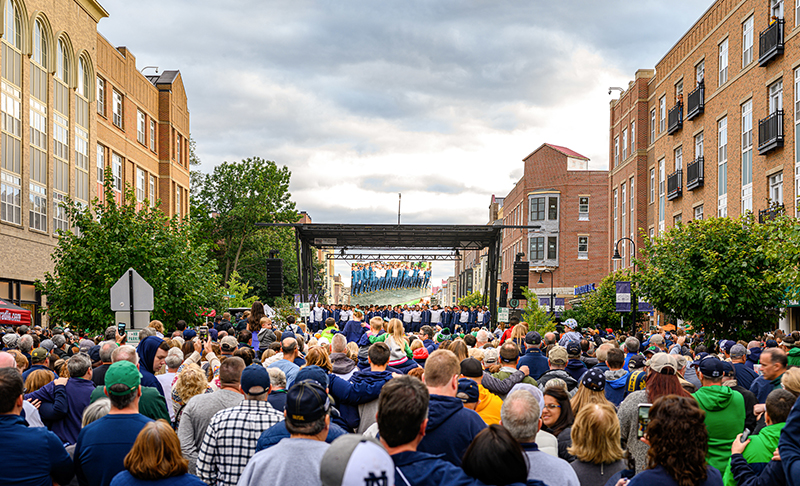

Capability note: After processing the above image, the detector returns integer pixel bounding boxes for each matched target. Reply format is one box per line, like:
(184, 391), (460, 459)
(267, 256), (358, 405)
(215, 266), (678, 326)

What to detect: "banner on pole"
(616, 281), (631, 312)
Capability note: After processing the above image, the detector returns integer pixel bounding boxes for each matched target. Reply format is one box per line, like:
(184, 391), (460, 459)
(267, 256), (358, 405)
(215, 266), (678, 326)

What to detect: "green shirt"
(721, 422), (785, 486)
(90, 385), (170, 423)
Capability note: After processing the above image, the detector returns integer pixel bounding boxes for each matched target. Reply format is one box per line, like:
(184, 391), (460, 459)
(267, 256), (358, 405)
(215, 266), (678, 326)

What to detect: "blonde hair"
(172, 364), (209, 406)
(510, 324), (528, 341)
(568, 402), (625, 464)
(304, 346), (332, 372)
(261, 349), (276, 362)
(8, 350), (28, 371)
(345, 342), (359, 361)
(25, 368), (55, 393)
(570, 383), (611, 416)
(469, 347), (485, 363)
(388, 318), (407, 350)
(369, 317), (383, 332)
(410, 340), (423, 351)
(782, 367), (800, 397)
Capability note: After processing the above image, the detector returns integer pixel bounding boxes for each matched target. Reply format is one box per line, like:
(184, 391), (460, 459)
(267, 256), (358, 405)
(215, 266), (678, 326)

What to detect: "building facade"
(0, 0), (191, 324)
(499, 144), (609, 310)
(610, 0), (800, 330)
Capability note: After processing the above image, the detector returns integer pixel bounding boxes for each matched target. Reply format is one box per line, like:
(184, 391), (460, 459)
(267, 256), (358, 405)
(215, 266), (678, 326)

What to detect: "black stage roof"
(294, 224), (501, 250)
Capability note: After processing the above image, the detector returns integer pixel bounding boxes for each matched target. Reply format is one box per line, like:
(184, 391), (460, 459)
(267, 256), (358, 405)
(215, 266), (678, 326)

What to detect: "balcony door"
(770, 80), (783, 113)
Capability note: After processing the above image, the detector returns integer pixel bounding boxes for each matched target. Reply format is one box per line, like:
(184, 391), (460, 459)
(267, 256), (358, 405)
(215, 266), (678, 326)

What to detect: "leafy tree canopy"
(459, 291), (484, 308)
(521, 287), (556, 335)
(222, 271), (260, 310)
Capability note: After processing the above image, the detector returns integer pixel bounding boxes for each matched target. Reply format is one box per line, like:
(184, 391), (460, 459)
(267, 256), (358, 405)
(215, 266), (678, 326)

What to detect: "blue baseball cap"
(240, 365), (271, 395)
(183, 329), (197, 340)
(286, 380), (331, 423)
(295, 365), (329, 389)
(697, 356), (725, 378)
(457, 378), (479, 404)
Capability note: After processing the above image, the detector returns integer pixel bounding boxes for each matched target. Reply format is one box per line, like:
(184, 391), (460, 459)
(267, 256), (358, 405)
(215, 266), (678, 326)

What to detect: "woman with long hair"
(303, 346), (332, 373)
(617, 353), (690, 474)
(171, 364), (211, 429)
(541, 387), (576, 461)
(450, 339), (469, 362)
(509, 324), (528, 353)
(111, 420), (205, 485)
(628, 395), (721, 486)
(568, 402), (626, 486)
(384, 318), (418, 374)
(24, 368), (55, 394)
(246, 302), (267, 353)
(571, 368), (611, 416)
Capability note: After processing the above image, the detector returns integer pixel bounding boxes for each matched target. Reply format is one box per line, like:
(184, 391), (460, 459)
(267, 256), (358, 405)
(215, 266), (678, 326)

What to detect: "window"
(614, 137), (619, 166)
(578, 236), (588, 259)
(675, 79), (683, 99)
(743, 16), (754, 66)
(770, 173), (783, 205)
(149, 175), (156, 208)
(630, 121), (636, 153)
(696, 59), (705, 84)
(694, 205), (704, 220)
(530, 237), (544, 261)
(548, 197), (558, 220)
(622, 128), (628, 160)
(1, 172), (20, 225)
(695, 132), (704, 158)
(96, 77), (105, 115)
(674, 214), (682, 226)
(547, 237), (558, 260)
(649, 168), (655, 203)
(530, 197), (545, 220)
(649, 228), (655, 239)
(137, 110), (146, 144)
(769, 79), (783, 113)
(29, 183), (46, 232)
(97, 144), (104, 182)
(150, 120), (156, 151)
(742, 100), (753, 213)
(772, 0), (784, 19)
(718, 117), (728, 217)
(658, 159), (665, 233)
(136, 168), (145, 203)
(621, 183), (626, 260)
(719, 39), (729, 86)
(659, 96), (666, 132)
(112, 89), (123, 128)
(75, 128), (89, 203)
(112, 153), (122, 192)
(175, 133), (181, 163)
(578, 197), (589, 220)
(53, 192), (68, 233)
(650, 109), (656, 143)
(176, 188), (182, 218)
(1, 0), (22, 225)
(675, 146), (683, 171)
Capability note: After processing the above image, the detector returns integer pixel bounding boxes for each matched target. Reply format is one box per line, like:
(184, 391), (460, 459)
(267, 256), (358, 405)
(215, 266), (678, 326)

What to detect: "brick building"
(498, 144), (609, 310)
(0, 0), (191, 324)
(610, 0), (800, 330)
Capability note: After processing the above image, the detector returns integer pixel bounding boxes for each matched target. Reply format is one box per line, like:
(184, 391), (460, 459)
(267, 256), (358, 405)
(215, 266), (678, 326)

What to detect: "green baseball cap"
(104, 361), (142, 395)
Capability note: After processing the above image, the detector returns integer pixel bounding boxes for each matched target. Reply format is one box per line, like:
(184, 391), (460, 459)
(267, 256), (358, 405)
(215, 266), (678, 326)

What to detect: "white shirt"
(430, 309), (442, 323)
(157, 371), (177, 421)
(411, 311), (422, 322)
(460, 311), (469, 323)
(402, 310), (412, 323)
(312, 306), (324, 320)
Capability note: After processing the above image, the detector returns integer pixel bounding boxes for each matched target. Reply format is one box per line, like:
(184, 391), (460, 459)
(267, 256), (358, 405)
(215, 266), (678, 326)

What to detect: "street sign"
(498, 307), (509, 322)
(126, 330), (140, 347)
(115, 311), (151, 330)
(509, 298), (520, 308)
(299, 303), (310, 317)
(110, 268), (154, 312)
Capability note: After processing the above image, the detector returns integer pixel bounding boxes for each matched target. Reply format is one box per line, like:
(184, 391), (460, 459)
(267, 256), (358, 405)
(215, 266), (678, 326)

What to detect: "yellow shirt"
(475, 384), (503, 425)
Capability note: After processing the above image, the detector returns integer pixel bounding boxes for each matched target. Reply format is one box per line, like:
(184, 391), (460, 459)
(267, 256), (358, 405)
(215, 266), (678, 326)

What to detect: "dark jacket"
(0, 414), (74, 486)
(731, 384), (758, 433)
(90, 363), (111, 387)
(136, 336), (165, 396)
(333, 369), (392, 431)
(340, 320), (366, 343)
(25, 377), (95, 445)
(733, 362), (759, 391)
(23, 363), (57, 381)
(745, 348), (761, 370)
(537, 369), (579, 392)
(254, 420), (348, 451)
(391, 450), (544, 486)
(422, 338), (438, 354)
(330, 352), (356, 376)
(779, 396), (800, 486)
(89, 385), (170, 422)
(564, 359), (588, 381)
(729, 454), (785, 486)
(749, 374), (784, 403)
(517, 348), (550, 380)
(628, 465), (723, 486)
(417, 394), (487, 466)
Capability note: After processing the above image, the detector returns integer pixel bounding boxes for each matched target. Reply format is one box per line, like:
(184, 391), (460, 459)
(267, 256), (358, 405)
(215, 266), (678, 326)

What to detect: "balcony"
(758, 204), (784, 223)
(686, 157), (704, 190)
(667, 102), (683, 135)
(758, 111), (784, 155)
(686, 82), (704, 121)
(759, 19), (784, 66)
(667, 169), (682, 201)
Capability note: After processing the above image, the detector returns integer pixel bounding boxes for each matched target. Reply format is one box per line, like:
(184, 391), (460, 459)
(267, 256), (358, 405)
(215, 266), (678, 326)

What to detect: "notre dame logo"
(364, 471), (389, 486)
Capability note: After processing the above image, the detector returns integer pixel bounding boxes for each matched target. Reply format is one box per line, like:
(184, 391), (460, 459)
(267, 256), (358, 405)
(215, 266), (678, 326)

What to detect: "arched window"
(78, 57), (89, 97)
(4, 0), (20, 49)
(0, 0), (22, 225)
(75, 56), (90, 205)
(32, 19), (47, 66)
(56, 38), (69, 83)
(54, 38), (71, 231)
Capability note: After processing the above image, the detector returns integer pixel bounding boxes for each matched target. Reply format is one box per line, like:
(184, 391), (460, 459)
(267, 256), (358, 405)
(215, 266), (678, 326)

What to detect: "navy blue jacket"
(22, 364), (57, 381)
(25, 378), (95, 445)
(516, 348), (549, 380)
(0, 414), (74, 486)
(340, 320), (366, 343)
(255, 420), (348, 451)
(729, 453), (785, 486)
(565, 359), (588, 382)
(628, 465), (722, 486)
(391, 450), (544, 486)
(779, 395), (800, 486)
(422, 339), (439, 354)
(328, 371), (391, 431)
(749, 375), (783, 403)
(136, 336), (165, 396)
(417, 394), (487, 466)
(733, 362), (759, 391)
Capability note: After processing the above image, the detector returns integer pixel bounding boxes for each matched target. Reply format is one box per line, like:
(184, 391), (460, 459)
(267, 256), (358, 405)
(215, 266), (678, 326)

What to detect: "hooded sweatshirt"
(391, 450), (495, 486)
(745, 348), (761, 370)
(778, 397), (800, 486)
(136, 336), (165, 396)
(564, 359), (588, 381)
(788, 347), (800, 367)
(721, 422), (785, 486)
(474, 384), (503, 425)
(332, 370), (392, 431)
(693, 385), (745, 477)
(537, 369), (579, 394)
(257, 327), (276, 350)
(417, 394), (487, 466)
(340, 320), (366, 343)
(329, 352), (356, 379)
(604, 369), (630, 406)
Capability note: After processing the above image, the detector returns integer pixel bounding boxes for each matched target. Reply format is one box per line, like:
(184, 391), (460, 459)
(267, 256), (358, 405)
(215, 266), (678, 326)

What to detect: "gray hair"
(625, 337), (640, 354)
(501, 390), (541, 443)
(111, 345), (139, 365)
(138, 328), (156, 339)
(52, 334), (66, 348)
(104, 326), (117, 341)
(67, 354), (92, 378)
(476, 330), (490, 343)
(267, 367), (286, 389)
(165, 354), (183, 370)
(331, 334), (347, 353)
(99, 341), (116, 363)
(81, 398), (111, 427)
(18, 334), (33, 353)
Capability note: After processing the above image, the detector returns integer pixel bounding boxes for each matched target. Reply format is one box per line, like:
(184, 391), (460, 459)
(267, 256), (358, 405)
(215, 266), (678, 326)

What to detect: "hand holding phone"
(637, 403), (652, 438)
(117, 322), (126, 335)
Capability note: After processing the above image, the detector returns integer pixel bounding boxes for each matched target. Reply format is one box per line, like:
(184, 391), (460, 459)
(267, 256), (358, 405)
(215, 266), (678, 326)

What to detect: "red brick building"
(499, 144), (609, 309)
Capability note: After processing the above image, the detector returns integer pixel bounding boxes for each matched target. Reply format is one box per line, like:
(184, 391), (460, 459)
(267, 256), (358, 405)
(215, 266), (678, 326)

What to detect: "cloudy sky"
(100, 0), (712, 288)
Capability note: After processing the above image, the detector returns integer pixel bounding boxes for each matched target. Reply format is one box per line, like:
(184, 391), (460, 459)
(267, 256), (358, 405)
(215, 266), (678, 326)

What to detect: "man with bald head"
(268, 338), (300, 388)
(0, 351), (44, 427)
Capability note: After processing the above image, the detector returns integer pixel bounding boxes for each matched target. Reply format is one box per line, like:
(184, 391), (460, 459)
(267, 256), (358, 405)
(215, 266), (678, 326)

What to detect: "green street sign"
(509, 299), (520, 308)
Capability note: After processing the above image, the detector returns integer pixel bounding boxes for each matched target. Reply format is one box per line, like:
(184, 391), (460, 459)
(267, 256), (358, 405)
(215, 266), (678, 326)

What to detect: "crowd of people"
(2, 302), (800, 486)
(350, 262), (432, 296)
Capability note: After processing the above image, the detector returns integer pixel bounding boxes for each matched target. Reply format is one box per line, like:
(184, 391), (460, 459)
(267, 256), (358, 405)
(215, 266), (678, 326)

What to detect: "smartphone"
(740, 428), (751, 443)
(117, 322), (126, 335)
(637, 403), (652, 438)
(198, 325), (208, 339)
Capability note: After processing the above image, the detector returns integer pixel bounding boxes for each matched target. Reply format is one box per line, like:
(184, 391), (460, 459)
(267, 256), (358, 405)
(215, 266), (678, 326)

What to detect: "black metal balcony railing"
(667, 102), (683, 135)
(759, 19), (784, 66)
(667, 169), (682, 200)
(686, 82), (704, 121)
(758, 110), (784, 155)
(759, 204), (784, 223)
(686, 157), (704, 190)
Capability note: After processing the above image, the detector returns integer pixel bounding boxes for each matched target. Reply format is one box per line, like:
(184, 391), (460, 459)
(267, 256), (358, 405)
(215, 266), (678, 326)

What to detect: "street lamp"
(612, 237), (637, 334)
(537, 269), (554, 316)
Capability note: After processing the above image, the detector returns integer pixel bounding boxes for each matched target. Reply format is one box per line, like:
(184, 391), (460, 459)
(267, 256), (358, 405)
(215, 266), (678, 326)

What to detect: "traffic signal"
(499, 282), (509, 307)
(266, 258), (284, 297)
(512, 261), (529, 300)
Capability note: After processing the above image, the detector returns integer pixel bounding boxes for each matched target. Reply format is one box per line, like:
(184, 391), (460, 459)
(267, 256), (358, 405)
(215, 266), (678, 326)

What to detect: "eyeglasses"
(544, 404), (561, 409)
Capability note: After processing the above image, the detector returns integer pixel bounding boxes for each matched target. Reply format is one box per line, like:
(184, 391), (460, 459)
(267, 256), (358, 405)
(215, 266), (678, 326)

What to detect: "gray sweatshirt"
(237, 438), (329, 486)
(178, 388), (244, 474)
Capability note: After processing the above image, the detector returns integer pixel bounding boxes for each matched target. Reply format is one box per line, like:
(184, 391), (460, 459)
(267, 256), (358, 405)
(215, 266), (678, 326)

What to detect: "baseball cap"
(722, 340), (736, 354)
(104, 361), (142, 395)
(675, 355), (688, 370)
(648, 353), (677, 374)
(286, 380), (331, 423)
(766, 339), (778, 348)
(319, 435), (395, 486)
(30, 347), (49, 361)
(581, 368), (605, 391)
(40, 339), (54, 352)
(566, 342), (581, 357)
(78, 339), (94, 354)
(295, 365), (329, 388)
(460, 358), (483, 378)
(525, 331), (542, 345)
(220, 336), (238, 352)
(697, 356), (725, 378)
(721, 361), (735, 376)
(564, 318), (577, 329)
(643, 345), (660, 356)
(183, 329), (197, 340)
(649, 334), (665, 345)
(483, 348), (499, 365)
(548, 346), (568, 365)
(457, 378), (480, 403)
(730, 344), (749, 359)
(691, 352), (710, 367)
(240, 364), (271, 395)
(628, 354), (646, 370)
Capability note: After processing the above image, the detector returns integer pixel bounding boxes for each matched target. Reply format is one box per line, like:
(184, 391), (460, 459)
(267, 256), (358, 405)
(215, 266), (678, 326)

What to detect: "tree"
(521, 287), (556, 335)
(458, 291), (484, 307)
(37, 176), (223, 332)
(222, 271), (260, 310)
(636, 215), (785, 341)
(564, 269), (648, 333)
(191, 157), (298, 284)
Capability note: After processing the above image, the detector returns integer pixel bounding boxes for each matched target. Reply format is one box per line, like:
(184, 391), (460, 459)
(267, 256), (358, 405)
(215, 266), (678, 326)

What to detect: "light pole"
(537, 270), (554, 317)
(612, 237), (637, 334)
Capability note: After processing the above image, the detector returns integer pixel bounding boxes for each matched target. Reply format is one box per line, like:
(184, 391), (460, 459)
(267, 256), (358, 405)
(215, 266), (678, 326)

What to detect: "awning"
(0, 299), (32, 326)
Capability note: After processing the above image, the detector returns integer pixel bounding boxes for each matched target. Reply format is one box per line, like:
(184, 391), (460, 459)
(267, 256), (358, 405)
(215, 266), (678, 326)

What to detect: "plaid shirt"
(196, 400), (283, 486)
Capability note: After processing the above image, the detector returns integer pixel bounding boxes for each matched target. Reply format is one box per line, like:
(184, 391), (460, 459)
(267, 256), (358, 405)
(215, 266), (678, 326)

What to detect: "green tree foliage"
(637, 215), (784, 341)
(521, 287), (556, 335)
(458, 292), (484, 307)
(565, 269), (647, 332)
(222, 271), (260, 310)
(37, 176), (222, 332)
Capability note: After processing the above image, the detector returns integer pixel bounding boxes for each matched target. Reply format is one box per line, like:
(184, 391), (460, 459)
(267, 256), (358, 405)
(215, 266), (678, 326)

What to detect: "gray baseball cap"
(319, 435), (395, 486)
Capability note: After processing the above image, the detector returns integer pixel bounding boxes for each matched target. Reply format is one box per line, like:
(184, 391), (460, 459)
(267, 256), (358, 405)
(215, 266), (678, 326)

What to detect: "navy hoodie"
(422, 338), (438, 354)
(328, 371), (391, 431)
(745, 348), (761, 370)
(340, 320), (366, 343)
(779, 396), (800, 486)
(417, 394), (486, 466)
(516, 348), (549, 380)
(564, 359), (588, 382)
(136, 336), (165, 396)
(391, 450), (545, 486)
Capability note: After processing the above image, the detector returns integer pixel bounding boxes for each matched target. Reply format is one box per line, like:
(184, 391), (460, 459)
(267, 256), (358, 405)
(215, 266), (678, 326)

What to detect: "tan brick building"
(498, 144), (609, 310)
(610, 0), (800, 330)
(0, 0), (191, 325)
